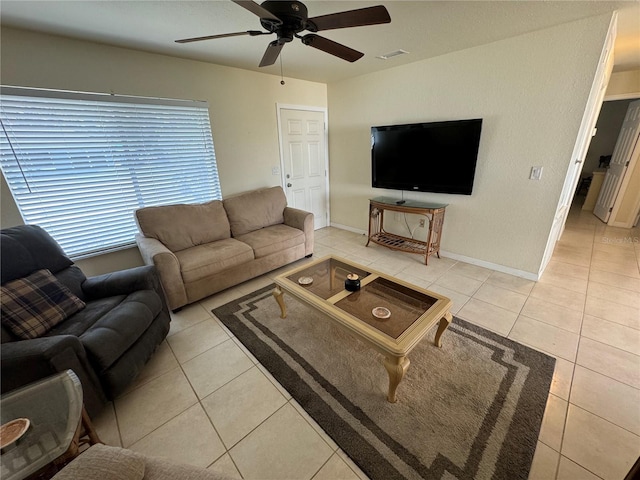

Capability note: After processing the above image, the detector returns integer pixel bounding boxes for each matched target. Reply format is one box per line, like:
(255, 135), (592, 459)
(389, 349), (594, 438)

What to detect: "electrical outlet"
(419, 219), (425, 228)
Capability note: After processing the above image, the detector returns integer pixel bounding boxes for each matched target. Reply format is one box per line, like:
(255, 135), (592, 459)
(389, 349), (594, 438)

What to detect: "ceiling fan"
(175, 0), (391, 67)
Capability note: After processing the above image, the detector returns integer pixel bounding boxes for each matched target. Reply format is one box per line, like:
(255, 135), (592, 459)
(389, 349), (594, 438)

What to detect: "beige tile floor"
(93, 204), (640, 480)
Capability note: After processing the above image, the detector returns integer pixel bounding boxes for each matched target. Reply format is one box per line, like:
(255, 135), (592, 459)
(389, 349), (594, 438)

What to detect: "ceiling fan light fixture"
(376, 49), (409, 60)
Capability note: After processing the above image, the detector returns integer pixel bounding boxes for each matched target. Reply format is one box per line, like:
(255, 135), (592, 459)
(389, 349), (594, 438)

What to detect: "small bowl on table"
(372, 307), (391, 319)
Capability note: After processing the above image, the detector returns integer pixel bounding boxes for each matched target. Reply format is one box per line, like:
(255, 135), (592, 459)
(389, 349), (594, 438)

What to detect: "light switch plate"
(530, 166), (543, 180)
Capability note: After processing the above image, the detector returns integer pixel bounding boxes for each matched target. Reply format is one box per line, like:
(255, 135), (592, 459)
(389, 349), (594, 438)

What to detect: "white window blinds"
(0, 87), (221, 258)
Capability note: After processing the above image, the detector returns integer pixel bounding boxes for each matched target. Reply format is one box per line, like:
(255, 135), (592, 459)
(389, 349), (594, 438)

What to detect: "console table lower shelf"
(366, 198), (447, 265)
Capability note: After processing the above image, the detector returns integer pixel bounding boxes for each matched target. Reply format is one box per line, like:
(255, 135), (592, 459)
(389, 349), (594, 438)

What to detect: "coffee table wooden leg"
(273, 286), (287, 319)
(384, 355), (410, 403)
(434, 312), (453, 348)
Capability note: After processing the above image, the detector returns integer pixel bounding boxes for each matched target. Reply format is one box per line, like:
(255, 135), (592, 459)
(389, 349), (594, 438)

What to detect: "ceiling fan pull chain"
(280, 54), (285, 85)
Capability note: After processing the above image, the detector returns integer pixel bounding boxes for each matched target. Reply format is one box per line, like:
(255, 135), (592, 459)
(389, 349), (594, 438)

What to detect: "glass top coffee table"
(273, 255), (453, 403)
(1, 371), (82, 480)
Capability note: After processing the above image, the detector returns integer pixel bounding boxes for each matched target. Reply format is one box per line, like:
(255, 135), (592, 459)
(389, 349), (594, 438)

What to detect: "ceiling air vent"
(376, 49), (409, 60)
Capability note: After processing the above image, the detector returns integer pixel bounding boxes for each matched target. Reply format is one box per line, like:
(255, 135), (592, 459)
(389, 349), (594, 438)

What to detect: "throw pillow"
(1, 269), (85, 339)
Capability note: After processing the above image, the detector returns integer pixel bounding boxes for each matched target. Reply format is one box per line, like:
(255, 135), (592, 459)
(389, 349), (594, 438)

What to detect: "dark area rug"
(213, 285), (555, 480)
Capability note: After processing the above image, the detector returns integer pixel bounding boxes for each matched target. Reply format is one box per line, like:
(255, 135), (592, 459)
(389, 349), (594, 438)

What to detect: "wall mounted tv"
(371, 118), (483, 195)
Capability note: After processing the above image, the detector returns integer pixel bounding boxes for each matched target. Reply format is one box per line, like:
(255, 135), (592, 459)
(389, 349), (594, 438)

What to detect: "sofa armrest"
(284, 207), (314, 256)
(1, 335), (107, 416)
(135, 234), (187, 311)
(82, 265), (162, 299)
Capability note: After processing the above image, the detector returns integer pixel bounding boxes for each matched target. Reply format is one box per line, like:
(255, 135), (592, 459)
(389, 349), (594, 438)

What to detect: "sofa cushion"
(1, 269), (86, 340)
(143, 454), (234, 479)
(236, 224), (305, 258)
(176, 238), (254, 284)
(46, 296), (126, 338)
(54, 444), (234, 480)
(223, 186), (287, 237)
(0, 225), (74, 284)
(78, 290), (162, 371)
(52, 444), (145, 480)
(55, 265), (88, 301)
(135, 200), (230, 252)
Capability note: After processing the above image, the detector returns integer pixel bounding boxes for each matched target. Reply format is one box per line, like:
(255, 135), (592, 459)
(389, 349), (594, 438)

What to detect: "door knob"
(287, 183), (292, 187)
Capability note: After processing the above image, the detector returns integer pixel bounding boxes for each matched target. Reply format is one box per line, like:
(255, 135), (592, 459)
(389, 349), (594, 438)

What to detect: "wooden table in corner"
(366, 197), (448, 265)
(272, 255), (453, 403)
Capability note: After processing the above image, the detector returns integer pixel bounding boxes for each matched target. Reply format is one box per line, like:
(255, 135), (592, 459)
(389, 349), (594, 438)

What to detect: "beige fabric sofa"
(135, 186), (313, 311)
(52, 444), (233, 480)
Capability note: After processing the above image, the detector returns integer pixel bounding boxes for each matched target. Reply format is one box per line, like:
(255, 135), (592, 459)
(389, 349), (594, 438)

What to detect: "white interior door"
(278, 107), (329, 229)
(594, 99), (640, 223)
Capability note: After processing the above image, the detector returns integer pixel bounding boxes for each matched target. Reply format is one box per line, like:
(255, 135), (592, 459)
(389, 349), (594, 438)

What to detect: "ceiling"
(1, 1), (639, 84)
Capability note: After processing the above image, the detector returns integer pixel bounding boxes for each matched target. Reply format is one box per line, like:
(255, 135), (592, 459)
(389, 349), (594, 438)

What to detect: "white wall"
(327, 14), (612, 275)
(606, 69), (640, 99)
(0, 27), (327, 275)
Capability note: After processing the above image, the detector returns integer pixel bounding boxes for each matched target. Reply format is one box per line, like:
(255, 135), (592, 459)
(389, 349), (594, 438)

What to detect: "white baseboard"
(329, 222), (539, 281)
(607, 220), (635, 229)
(439, 250), (539, 281)
(329, 222), (367, 236)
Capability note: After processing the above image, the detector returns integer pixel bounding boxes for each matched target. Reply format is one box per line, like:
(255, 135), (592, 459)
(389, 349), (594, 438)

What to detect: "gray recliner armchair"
(0, 225), (171, 417)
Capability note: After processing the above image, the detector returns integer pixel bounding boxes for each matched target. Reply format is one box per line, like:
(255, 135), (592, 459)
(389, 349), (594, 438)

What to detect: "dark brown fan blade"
(232, 0), (281, 22)
(259, 40), (284, 67)
(301, 34), (364, 63)
(175, 30), (267, 43)
(306, 5), (390, 32)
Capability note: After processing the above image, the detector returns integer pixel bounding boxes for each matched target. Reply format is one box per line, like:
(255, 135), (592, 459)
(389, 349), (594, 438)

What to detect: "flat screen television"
(371, 118), (483, 195)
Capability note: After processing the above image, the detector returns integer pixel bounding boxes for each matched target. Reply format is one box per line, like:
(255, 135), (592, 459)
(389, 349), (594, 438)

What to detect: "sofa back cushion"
(135, 200), (230, 252)
(1, 225), (74, 284)
(223, 186), (287, 237)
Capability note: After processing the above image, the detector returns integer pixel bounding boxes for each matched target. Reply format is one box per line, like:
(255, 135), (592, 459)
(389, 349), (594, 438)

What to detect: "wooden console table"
(366, 197), (447, 265)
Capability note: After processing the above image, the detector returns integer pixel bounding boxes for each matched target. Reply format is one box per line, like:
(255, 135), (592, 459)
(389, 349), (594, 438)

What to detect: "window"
(0, 87), (221, 258)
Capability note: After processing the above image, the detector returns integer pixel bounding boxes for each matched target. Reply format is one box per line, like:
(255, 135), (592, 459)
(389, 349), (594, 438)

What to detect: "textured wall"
(606, 69), (640, 98)
(0, 27), (327, 274)
(0, 27), (327, 199)
(327, 14), (612, 275)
